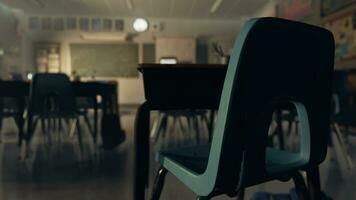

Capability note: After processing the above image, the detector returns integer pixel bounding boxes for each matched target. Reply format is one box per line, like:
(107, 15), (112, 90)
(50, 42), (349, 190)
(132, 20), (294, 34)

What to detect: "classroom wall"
(155, 37), (196, 63)
(21, 16), (244, 104)
(0, 4), (23, 79)
(23, 31), (144, 104)
(2, 1), (276, 104)
(292, 0), (356, 70)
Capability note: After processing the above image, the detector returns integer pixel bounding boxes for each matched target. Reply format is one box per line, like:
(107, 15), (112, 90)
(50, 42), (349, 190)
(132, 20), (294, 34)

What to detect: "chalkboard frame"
(70, 42), (139, 78)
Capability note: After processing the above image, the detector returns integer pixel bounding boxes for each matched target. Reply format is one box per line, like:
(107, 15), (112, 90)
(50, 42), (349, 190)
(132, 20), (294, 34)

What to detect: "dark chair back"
(209, 18), (334, 192)
(0, 81), (28, 117)
(28, 73), (76, 117)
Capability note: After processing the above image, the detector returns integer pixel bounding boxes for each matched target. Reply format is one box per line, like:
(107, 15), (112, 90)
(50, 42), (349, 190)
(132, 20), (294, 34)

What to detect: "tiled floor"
(0, 111), (354, 200)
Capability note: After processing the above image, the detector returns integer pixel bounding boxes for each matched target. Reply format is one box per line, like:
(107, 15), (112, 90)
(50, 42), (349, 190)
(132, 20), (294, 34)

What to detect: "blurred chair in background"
(150, 110), (211, 148)
(25, 73), (90, 161)
(329, 70), (354, 178)
(0, 80), (27, 147)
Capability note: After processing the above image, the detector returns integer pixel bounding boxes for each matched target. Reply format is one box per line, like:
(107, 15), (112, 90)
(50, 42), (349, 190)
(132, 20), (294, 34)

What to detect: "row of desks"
(0, 80), (120, 146)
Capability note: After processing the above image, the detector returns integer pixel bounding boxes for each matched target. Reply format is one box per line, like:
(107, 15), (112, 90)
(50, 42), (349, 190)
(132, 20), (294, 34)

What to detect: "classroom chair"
(150, 17), (334, 200)
(25, 73), (86, 160)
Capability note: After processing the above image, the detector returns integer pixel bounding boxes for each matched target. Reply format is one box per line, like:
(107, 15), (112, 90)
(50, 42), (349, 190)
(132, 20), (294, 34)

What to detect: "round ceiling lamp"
(133, 18), (149, 32)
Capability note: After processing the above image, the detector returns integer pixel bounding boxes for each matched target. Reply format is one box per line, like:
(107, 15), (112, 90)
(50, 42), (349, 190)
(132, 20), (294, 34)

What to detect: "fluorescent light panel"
(210, 0), (223, 13)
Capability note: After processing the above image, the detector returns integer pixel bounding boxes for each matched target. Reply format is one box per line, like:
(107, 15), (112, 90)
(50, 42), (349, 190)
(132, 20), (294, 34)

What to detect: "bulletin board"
(277, 0), (313, 20)
(70, 43), (139, 77)
(324, 13), (356, 61)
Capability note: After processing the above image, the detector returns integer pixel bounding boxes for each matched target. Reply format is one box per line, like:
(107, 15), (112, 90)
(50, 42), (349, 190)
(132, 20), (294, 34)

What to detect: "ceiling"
(0, 0), (270, 20)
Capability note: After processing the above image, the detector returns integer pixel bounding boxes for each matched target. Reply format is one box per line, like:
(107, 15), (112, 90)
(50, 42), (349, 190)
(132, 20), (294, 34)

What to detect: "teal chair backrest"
(205, 18), (335, 194)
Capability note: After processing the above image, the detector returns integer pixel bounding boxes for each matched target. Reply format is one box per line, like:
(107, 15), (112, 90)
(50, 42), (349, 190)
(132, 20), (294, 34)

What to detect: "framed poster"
(42, 17), (51, 30)
(115, 19), (124, 31)
(29, 17), (40, 30)
(324, 12), (356, 61)
(79, 18), (89, 31)
(92, 18), (103, 31)
(103, 18), (113, 31)
(67, 17), (77, 30)
(322, 0), (356, 16)
(277, 0), (313, 20)
(53, 18), (64, 31)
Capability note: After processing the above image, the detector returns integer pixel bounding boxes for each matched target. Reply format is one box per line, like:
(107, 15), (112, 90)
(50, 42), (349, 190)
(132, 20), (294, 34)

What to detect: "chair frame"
(150, 17), (335, 200)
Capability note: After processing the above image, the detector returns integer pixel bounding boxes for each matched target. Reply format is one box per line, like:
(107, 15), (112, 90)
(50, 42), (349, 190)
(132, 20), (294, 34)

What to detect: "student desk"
(0, 80), (121, 146)
(134, 64), (226, 200)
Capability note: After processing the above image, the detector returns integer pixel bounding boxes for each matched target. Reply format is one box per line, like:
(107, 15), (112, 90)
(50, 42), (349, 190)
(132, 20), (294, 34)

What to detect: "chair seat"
(157, 144), (210, 174)
(158, 145), (306, 175)
(266, 148), (307, 173)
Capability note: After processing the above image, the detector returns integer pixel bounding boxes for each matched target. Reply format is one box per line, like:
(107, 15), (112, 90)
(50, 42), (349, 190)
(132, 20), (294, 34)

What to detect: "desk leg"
(17, 98), (25, 147)
(307, 167), (322, 200)
(16, 116), (24, 147)
(94, 98), (98, 144)
(134, 102), (150, 200)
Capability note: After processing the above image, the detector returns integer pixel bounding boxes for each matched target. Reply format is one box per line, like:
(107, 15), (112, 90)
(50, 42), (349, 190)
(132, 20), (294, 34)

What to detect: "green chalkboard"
(70, 43), (139, 77)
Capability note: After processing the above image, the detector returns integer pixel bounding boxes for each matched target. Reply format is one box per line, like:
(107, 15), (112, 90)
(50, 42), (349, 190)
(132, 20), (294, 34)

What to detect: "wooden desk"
(0, 80), (121, 146)
(134, 64), (226, 200)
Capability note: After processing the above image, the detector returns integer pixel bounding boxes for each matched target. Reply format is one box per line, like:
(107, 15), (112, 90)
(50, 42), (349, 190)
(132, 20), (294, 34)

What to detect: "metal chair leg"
(237, 189), (245, 200)
(150, 167), (168, 200)
(333, 123), (354, 169)
(69, 119), (76, 138)
(177, 117), (188, 144)
(193, 116), (200, 144)
(151, 112), (163, 139)
(306, 167), (322, 200)
(75, 118), (84, 161)
(24, 116), (38, 160)
(154, 115), (167, 144)
(83, 114), (94, 137)
(292, 171), (309, 200)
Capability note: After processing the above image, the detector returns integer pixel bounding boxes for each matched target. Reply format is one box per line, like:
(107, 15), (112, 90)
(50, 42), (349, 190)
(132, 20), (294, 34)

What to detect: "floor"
(0, 109), (354, 200)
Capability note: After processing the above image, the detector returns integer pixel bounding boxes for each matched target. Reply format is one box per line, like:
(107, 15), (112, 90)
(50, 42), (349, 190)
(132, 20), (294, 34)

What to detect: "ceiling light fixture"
(126, 0), (134, 10)
(210, 0), (223, 13)
(133, 18), (148, 32)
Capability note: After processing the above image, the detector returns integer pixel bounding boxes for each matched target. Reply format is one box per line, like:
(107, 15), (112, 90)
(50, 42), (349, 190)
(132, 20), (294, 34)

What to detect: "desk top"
(138, 63), (227, 71)
(138, 64), (227, 108)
